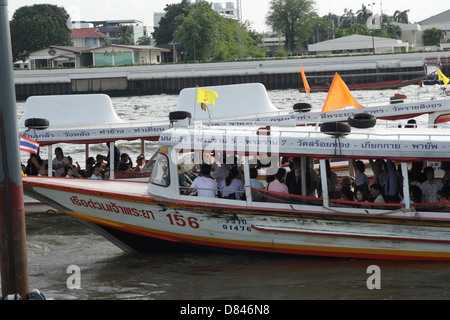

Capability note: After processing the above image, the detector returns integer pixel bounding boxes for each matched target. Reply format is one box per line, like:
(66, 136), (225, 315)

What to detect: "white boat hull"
(23, 177), (450, 260)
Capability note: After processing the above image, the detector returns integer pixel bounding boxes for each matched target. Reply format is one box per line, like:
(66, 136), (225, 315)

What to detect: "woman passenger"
(220, 167), (244, 200)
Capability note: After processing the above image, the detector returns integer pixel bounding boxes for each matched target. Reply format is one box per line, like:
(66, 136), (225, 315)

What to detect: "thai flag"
(19, 136), (39, 154)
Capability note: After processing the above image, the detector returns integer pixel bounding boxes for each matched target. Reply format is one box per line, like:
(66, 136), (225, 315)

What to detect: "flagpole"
(0, 0), (30, 299)
(194, 86), (198, 122)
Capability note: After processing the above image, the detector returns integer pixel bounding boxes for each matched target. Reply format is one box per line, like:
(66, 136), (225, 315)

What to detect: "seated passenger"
(89, 166), (103, 180)
(399, 185), (423, 204)
(355, 184), (370, 202)
(266, 168), (288, 194)
(370, 183), (385, 203)
(250, 167), (264, 189)
(118, 153), (133, 171)
(340, 186), (354, 201)
(220, 167), (244, 199)
(187, 164), (218, 198)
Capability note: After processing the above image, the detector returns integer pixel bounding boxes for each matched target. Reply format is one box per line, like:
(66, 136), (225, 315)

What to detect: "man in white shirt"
(187, 164), (218, 198)
(421, 166), (443, 203)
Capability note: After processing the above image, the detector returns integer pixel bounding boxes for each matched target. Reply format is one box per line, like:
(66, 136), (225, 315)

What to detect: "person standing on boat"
(211, 153), (230, 186)
(105, 142), (120, 170)
(187, 164), (218, 198)
(285, 157), (310, 196)
(53, 147), (70, 177)
(420, 166), (443, 203)
(266, 168), (288, 194)
(352, 160), (369, 188)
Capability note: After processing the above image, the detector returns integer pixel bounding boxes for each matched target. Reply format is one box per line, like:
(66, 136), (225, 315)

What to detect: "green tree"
(393, 10), (409, 24)
(136, 36), (151, 45)
(116, 25), (134, 45)
(423, 28), (443, 46)
(176, 1), (221, 61)
(152, 0), (192, 46)
(10, 4), (72, 61)
(266, 0), (316, 51)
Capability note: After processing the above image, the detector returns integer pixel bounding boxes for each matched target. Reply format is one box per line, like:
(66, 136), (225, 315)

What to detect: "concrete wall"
(13, 51), (450, 100)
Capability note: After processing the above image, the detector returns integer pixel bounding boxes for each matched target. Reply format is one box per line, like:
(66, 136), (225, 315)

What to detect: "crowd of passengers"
(22, 143), (147, 179)
(182, 154), (450, 204)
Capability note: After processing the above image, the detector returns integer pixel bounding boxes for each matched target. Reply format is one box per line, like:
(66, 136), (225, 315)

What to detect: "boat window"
(149, 152), (170, 187)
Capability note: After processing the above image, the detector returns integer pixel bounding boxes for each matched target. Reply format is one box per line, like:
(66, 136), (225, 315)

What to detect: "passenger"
(86, 157), (96, 177)
(410, 185), (423, 204)
(133, 154), (146, 172)
(409, 160), (426, 186)
(65, 167), (74, 178)
(250, 167), (264, 189)
(89, 166), (104, 180)
(383, 160), (400, 201)
(53, 147), (70, 177)
(340, 186), (354, 201)
(220, 167), (244, 200)
(306, 157), (319, 197)
(118, 153), (133, 171)
(37, 164), (47, 177)
(266, 168), (288, 193)
(400, 185), (423, 204)
(187, 164), (218, 198)
(438, 187), (450, 202)
(441, 161), (450, 187)
(352, 160), (369, 188)
(324, 160), (337, 198)
(67, 156), (82, 177)
(355, 185), (370, 202)
(285, 157), (308, 195)
(420, 166), (443, 203)
(25, 153), (43, 176)
(211, 153), (230, 186)
(95, 154), (106, 178)
(369, 159), (388, 190)
(370, 183), (385, 203)
(105, 142), (120, 170)
(340, 176), (353, 191)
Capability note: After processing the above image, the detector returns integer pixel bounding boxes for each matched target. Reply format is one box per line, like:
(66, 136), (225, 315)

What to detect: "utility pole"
(236, 0), (243, 59)
(0, 0), (30, 299)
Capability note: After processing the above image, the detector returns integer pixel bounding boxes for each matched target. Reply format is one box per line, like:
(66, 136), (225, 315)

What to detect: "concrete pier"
(14, 51), (450, 100)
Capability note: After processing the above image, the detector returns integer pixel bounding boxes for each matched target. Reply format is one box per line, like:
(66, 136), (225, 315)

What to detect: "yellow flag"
(197, 87), (218, 106)
(300, 64), (311, 96)
(438, 69), (449, 87)
(321, 73), (364, 113)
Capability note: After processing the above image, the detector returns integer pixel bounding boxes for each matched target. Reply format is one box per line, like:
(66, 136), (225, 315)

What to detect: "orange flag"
(300, 64), (310, 97)
(321, 73), (364, 113)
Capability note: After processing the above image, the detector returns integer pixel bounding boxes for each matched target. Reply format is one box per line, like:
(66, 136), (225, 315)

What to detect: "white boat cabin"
(148, 121), (450, 215)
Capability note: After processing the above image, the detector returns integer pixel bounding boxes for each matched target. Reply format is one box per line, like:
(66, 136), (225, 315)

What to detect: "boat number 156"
(166, 213), (199, 229)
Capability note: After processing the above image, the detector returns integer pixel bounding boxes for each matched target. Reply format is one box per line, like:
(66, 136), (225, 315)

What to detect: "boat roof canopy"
(175, 83), (280, 120)
(159, 124), (450, 162)
(19, 94), (125, 129)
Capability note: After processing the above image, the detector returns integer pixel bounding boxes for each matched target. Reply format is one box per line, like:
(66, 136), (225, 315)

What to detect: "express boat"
(22, 116), (450, 260)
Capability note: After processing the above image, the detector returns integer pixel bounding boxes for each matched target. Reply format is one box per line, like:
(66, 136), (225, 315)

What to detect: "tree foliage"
(422, 28), (444, 46)
(10, 4), (72, 61)
(266, 0), (316, 51)
(153, 1), (262, 62)
(152, 0), (192, 46)
(116, 25), (134, 45)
